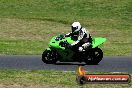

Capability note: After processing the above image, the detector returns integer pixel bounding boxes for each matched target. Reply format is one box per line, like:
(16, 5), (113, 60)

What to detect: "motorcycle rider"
(65, 22), (92, 52)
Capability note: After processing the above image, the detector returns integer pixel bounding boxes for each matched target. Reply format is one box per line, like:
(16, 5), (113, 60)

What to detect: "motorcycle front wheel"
(42, 50), (58, 64)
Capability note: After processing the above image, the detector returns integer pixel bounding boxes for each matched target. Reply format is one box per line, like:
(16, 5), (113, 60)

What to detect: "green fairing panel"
(49, 36), (59, 48)
(49, 36), (74, 50)
(49, 36), (106, 49)
(92, 37), (107, 48)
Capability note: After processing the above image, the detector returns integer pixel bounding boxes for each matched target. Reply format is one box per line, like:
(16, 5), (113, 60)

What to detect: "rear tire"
(42, 50), (58, 64)
(85, 48), (103, 65)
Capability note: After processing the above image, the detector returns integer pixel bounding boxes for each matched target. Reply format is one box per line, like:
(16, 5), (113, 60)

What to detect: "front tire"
(85, 48), (103, 65)
(42, 50), (58, 64)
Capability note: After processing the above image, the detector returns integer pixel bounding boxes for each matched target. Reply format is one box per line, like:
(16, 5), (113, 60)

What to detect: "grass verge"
(0, 0), (131, 55)
(0, 18), (131, 55)
(0, 69), (131, 88)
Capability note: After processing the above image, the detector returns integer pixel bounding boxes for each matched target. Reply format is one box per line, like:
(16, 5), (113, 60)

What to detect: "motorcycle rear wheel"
(85, 48), (103, 65)
(42, 50), (58, 64)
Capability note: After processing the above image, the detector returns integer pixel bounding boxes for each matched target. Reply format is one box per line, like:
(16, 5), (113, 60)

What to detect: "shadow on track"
(55, 62), (99, 65)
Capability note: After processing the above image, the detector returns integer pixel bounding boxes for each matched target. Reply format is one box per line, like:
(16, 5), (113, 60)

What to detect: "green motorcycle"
(42, 34), (106, 64)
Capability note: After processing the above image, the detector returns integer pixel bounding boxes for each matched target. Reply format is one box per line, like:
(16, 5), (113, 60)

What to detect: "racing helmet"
(71, 22), (82, 33)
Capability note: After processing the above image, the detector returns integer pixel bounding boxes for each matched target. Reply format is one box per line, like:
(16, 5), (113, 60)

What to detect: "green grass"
(0, 18), (70, 55)
(0, 0), (131, 55)
(0, 40), (46, 55)
(0, 69), (131, 88)
(0, 1), (131, 87)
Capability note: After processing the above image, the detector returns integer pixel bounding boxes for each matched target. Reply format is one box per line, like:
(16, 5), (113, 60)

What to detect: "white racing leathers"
(65, 28), (91, 52)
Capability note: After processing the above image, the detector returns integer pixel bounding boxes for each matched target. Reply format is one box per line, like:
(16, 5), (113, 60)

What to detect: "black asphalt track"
(0, 55), (131, 72)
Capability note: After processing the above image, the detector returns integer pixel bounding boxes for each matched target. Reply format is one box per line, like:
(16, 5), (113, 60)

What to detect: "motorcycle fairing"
(92, 37), (107, 48)
(49, 36), (106, 49)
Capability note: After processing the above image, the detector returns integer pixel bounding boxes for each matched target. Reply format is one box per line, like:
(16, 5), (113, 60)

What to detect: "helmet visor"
(72, 26), (78, 33)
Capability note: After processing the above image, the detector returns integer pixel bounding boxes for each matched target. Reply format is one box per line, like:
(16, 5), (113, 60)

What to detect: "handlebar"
(59, 41), (69, 47)
(55, 34), (65, 41)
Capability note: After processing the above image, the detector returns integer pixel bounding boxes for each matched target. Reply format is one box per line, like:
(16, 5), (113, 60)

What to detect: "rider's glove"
(78, 47), (84, 52)
(82, 42), (91, 49)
